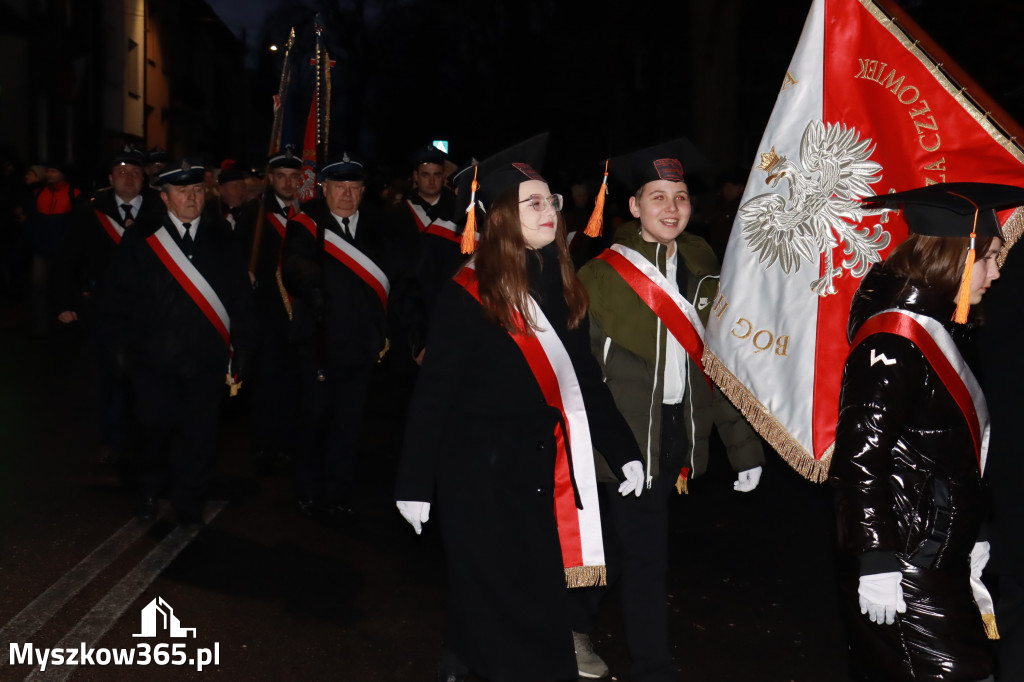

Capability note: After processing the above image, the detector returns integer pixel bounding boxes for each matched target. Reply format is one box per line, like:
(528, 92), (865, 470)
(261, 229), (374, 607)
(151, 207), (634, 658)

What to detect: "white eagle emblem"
(739, 121), (891, 296)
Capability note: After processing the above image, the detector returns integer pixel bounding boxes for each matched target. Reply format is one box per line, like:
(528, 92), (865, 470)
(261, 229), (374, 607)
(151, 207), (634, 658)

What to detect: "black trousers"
(295, 353), (375, 505)
(131, 368), (223, 517)
(249, 310), (299, 455)
(569, 402), (686, 682)
(996, 575), (1024, 680)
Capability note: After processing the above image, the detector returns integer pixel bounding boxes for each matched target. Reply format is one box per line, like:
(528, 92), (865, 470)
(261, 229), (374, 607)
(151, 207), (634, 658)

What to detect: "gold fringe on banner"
(565, 564), (607, 589)
(702, 348), (832, 483)
(982, 612), (1000, 640)
(997, 206), (1024, 268)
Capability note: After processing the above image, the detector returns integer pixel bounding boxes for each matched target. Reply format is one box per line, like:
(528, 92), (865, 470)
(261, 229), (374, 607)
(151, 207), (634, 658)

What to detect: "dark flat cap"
(157, 158), (205, 186)
(268, 145), (302, 170)
(321, 153), (366, 182)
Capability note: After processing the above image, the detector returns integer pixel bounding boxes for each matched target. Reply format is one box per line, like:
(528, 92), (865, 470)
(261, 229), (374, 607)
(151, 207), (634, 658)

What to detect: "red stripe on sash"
(595, 249), (710, 385)
(266, 210), (288, 239)
(94, 209), (123, 244)
(144, 233), (230, 347)
(851, 311), (983, 466)
(453, 267), (585, 568)
(294, 213), (388, 309)
(423, 222), (462, 244)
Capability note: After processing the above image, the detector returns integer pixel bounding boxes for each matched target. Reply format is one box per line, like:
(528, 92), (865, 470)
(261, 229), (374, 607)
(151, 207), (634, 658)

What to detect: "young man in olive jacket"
(573, 146), (763, 681)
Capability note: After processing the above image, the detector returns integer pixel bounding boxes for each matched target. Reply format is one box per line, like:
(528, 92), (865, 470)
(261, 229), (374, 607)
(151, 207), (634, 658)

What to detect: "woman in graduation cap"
(394, 150), (644, 682)
(830, 182), (1024, 681)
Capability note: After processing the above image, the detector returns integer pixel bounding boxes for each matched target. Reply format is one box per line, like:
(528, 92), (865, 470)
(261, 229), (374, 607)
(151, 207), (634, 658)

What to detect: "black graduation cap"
(110, 145), (145, 170)
(412, 144), (449, 168)
(454, 133), (550, 254)
(861, 182), (1024, 239)
(608, 138), (708, 194)
(455, 132), (550, 213)
(321, 152), (366, 182)
(157, 158), (205, 186)
(268, 145), (302, 171)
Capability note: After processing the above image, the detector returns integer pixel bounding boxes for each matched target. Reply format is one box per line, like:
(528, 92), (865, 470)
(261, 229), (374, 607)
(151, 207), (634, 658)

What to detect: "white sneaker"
(572, 631), (610, 679)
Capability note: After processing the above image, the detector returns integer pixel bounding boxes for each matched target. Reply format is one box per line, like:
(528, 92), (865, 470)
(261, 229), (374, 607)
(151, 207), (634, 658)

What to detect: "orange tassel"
(584, 160), (609, 238)
(461, 167), (480, 255)
(953, 245), (975, 323)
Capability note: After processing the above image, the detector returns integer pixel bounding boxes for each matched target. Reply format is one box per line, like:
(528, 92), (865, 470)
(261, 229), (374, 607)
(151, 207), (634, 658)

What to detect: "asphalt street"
(0, 301), (855, 682)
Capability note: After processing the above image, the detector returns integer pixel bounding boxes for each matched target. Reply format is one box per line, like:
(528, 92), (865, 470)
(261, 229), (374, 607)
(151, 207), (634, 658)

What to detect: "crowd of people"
(1, 138), (1021, 682)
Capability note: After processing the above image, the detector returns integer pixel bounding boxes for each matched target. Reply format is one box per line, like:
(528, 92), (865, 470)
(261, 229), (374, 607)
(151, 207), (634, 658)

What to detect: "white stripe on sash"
(322, 229), (391, 297)
(611, 243), (706, 338)
(878, 308), (989, 474)
(152, 226), (231, 337)
(407, 201), (458, 235)
(523, 296), (604, 568)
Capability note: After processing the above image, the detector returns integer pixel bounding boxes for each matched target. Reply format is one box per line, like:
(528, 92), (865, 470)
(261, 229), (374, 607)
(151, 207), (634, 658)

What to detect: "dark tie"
(182, 222), (194, 258)
(341, 216), (351, 240)
(121, 203), (134, 225)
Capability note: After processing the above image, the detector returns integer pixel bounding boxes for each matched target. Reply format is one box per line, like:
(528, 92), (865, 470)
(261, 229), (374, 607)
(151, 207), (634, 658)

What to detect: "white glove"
(396, 500), (431, 535)
(858, 571), (906, 625)
(733, 466), (762, 492)
(618, 460), (645, 497)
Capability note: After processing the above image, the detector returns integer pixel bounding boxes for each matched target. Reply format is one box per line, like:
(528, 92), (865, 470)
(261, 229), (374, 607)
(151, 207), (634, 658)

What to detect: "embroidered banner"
(703, 0), (1024, 481)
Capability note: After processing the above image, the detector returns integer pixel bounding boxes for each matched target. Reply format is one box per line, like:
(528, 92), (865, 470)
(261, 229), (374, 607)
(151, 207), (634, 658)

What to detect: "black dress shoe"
(297, 497), (317, 517)
(137, 496), (158, 522)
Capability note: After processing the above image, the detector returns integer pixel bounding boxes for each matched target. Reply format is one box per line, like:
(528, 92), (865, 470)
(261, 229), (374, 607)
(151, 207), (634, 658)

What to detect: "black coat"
(395, 245), (641, 682)
(830, 265), (992, 681)
(100, 209), (255, 381)
(239, 193), (294, 324)
(55, 186), (163, 314)
(386, 190), (467, 353)
(281, 200), (399, 367)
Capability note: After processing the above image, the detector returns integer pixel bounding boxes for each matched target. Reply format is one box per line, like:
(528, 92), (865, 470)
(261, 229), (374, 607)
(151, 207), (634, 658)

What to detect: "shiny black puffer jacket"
(830, 265), (992, 681)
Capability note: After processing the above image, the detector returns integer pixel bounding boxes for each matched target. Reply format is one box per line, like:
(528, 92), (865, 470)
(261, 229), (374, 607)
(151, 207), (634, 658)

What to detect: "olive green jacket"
(579, 221), (763, 484)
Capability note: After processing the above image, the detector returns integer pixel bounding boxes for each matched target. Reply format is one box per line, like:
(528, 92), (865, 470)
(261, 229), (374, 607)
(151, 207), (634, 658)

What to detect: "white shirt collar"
(331, 209), (359, 237)
(167, 212), (201, 241)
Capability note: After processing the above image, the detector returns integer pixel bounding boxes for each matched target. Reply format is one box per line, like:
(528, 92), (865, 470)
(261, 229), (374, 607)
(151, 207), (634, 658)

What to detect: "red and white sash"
(293, 213), (390, 309)
(95, 209), (124, 244)
(265, 210), (288, 240)
(406, 200), (468, 245)
(595, 244), (708, 374)
(454, 265), (606, 587)
(145, 226), (231, 348)
(850, 308), (990, 474)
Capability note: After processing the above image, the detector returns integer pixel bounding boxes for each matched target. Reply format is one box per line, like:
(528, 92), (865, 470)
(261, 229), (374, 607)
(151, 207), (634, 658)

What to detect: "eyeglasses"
(519, 193), (563, 212)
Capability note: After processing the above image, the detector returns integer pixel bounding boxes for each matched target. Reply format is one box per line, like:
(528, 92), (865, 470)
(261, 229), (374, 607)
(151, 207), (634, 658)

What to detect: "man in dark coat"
(100, 159), (255, 526)
(387, 145), (466, 362)
(54, 146), (163, 463)
(282, 153), (396, 518)
(237, 147), (303, 471)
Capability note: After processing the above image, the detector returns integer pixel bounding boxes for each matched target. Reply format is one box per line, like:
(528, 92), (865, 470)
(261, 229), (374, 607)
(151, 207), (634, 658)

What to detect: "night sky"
(204, 0), (1024, 190)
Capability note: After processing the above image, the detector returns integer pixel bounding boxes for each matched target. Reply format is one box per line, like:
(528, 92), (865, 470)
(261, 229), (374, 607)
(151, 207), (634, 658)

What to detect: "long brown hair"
(883, 233), (997, 300)
(474, 185), (589, 334)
